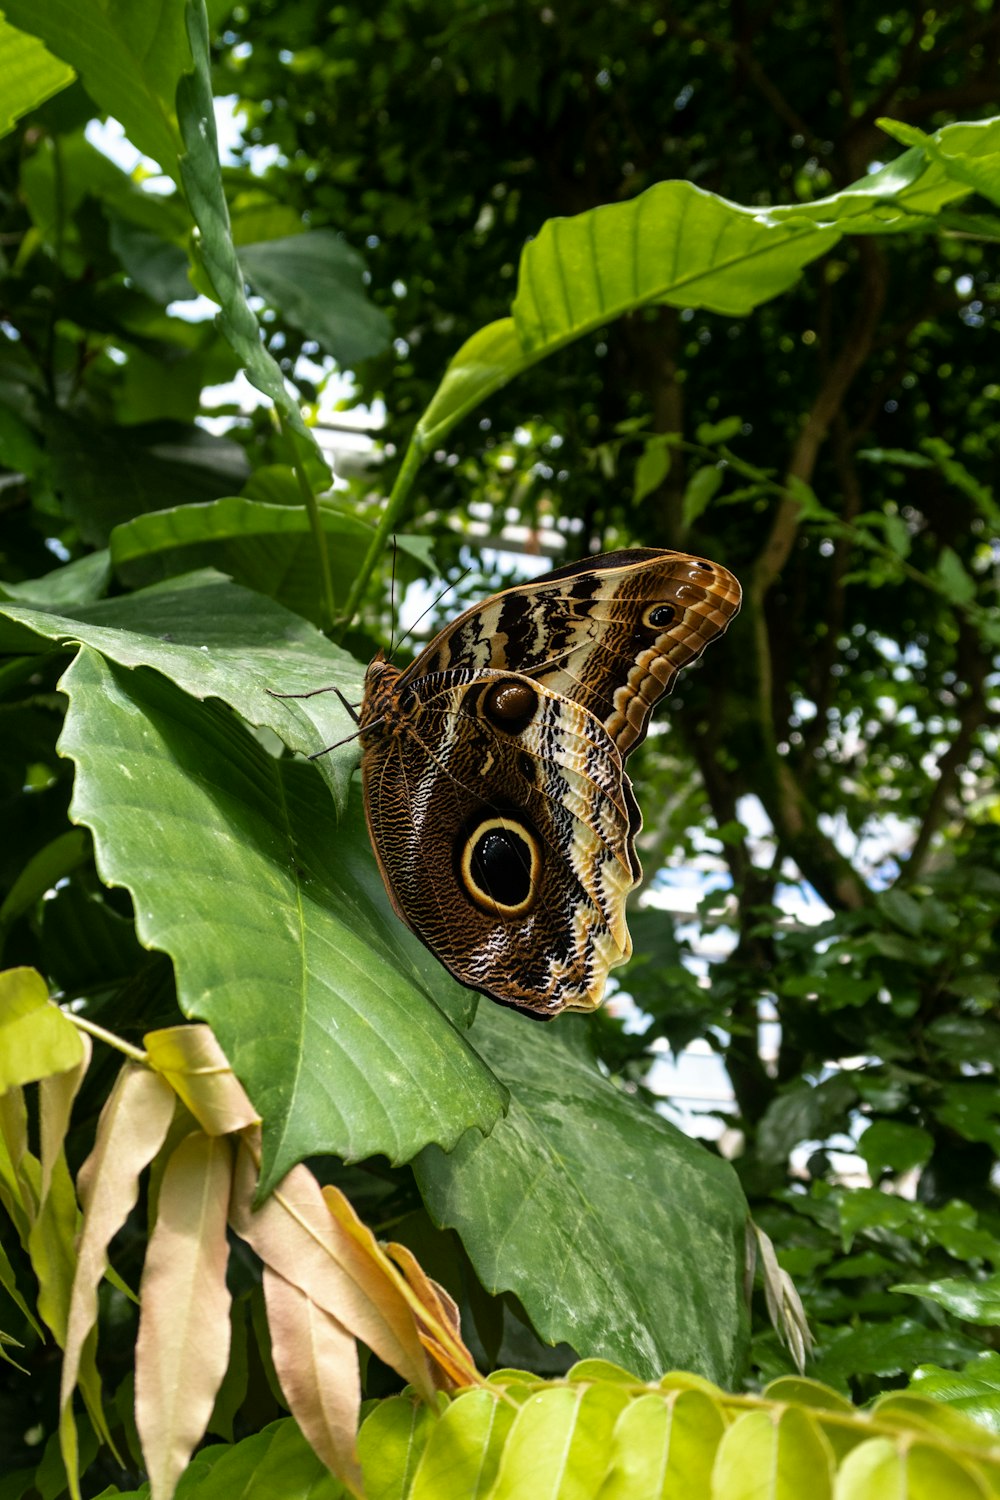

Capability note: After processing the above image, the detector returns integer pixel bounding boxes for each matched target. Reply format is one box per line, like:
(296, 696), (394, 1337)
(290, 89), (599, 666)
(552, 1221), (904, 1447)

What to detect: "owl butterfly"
(360, 548), (741, 1020)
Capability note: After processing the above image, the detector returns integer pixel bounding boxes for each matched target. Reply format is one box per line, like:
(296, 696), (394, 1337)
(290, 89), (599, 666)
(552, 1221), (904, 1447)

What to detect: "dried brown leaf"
(60, 1064), (176, 1493)
(230, 1136), (435, 1401)
(385, 1240), (479, 1389)
(136, 1131), (234, 1500)
(144, 1026), (260, 1136)
(264, 1267), (363, 1496)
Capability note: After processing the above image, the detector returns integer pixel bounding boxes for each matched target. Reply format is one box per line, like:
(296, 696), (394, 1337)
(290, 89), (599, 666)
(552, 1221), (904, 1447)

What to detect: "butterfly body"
(359, 549), (741, 1019)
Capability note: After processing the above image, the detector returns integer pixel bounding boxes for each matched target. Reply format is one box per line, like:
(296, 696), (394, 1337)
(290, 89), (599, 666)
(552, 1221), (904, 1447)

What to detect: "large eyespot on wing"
(360, 669), (642, 1018)
(456, 812), (542, 917)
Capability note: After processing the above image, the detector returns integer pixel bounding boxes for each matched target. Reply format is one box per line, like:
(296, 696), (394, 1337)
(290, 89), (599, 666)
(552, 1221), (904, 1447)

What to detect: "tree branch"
(901, 621), (990, 879)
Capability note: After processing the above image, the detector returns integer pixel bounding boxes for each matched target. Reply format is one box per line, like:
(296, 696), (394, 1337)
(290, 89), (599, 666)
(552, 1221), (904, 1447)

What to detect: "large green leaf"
(239, 232), (392, 368)
(0, 570), (363, 810)
(2, 0), (186, 176)
(910, 1355), (1000, 1436)
(108, 498), (377, 626)
(767, 117), (1000, 232)
(0, 13), (73, 138)
(414, 189), (838, 450)
(878, 115), (1000, 210)
(411, 115), (1000, 456)
(892, 1275), (1000, 1326)
(415, 1008), (750, 1385)
(57, 647), (506, 1190)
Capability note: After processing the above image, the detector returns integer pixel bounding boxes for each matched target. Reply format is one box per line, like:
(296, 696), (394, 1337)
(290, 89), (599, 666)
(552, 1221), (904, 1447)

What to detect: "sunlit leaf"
(406, 1388), (513, 1500)
(596, 1388), (725, 1499)
(357, 1394), (438, 1500)
(1, 0), (184, 174)
(0, 968), (84, 1091)
(717, 1407), (835, 1500)
(0, 14), (73, 139)
(143, 1027), (260, 1138)
(490, 1382), (629, 1499)
(109, 498), (373, 566)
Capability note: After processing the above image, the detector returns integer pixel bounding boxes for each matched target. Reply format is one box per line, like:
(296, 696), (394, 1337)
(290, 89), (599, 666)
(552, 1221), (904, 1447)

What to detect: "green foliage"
(0, 0), (999, 1494)
(355, 1366), (1000, 1498)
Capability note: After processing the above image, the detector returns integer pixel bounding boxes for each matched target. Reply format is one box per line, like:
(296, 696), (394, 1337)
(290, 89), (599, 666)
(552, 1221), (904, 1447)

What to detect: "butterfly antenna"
(387, 565), (471, 666)
(389, 537), (399, 657)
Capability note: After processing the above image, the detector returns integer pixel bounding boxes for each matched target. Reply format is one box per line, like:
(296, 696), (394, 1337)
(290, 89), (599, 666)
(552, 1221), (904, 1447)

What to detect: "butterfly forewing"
(359, 548), (741, 1017)
(410, 549), (742, 757)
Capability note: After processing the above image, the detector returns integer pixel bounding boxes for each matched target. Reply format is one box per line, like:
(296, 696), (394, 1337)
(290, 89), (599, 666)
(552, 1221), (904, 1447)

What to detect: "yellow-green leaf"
(409, 1389), (515, 1500)
(144, 1025), (260, 1136)
(0, 967), (84, 1091)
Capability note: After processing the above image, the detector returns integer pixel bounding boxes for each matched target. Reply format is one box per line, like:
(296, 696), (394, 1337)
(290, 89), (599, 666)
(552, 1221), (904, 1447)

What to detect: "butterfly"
(358, 548), (741, 1019)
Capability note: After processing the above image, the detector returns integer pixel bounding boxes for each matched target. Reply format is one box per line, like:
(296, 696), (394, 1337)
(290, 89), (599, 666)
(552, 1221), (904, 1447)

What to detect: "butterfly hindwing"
(362, 669), (637, 1016)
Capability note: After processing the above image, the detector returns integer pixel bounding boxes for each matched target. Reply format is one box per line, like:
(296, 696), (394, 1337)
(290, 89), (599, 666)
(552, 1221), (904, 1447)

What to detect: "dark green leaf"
(0, 570), (362, 810)
(175, 0), (326, 464)
(416, 1007), (750, 1385)
(858, 1121), (933, 1176)
(58, 647), (506, 1189)
(240, 232), (392, 368)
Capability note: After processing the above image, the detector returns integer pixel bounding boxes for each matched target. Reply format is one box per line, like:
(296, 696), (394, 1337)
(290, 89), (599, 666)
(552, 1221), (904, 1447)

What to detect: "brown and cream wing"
(361, 668), (641, 1017)
(407, 548), (741, 758)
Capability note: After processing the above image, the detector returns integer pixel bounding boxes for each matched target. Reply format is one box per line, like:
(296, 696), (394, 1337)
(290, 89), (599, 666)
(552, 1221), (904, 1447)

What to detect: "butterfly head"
(359, 651), (412, 742)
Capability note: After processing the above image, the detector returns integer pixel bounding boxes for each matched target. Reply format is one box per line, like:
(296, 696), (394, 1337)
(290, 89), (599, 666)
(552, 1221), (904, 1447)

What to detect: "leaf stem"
(337, 435), (425, 637)
(277, 412), (338, 631)
(68, 1013), (147, 1065)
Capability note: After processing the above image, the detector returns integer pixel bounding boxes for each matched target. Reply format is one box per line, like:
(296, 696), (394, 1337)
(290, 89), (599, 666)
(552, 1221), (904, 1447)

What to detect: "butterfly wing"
(409, 548), (741, 758)
(361, 547), (741, 1017)
(361, 667), (639, 1017)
